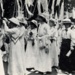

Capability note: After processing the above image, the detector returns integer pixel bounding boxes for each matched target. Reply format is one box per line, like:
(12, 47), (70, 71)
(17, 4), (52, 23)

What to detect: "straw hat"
(30, 20), (37, 27)
(63, 18), (72, 25)
(41, 12), (49, 19)
(16, 16), (27, 25)
(36, 12), (49, 23)
(9, 17), (20, 25)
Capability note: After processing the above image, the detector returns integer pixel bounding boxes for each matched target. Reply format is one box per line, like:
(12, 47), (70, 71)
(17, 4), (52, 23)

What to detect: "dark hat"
(36, 13), (49, 23)
(49, 18), (56, 26)
(27, 15), (36, 21)
(70, 17), (75, 23)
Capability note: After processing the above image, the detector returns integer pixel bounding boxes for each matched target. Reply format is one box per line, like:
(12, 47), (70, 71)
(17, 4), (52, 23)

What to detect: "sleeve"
(19, 26), (26, 38)
(3, 20), (19, 35)
(11, 28), (20, 40)
(41, 24), (50, 39)
(43, 24), (51, 42)
(7, 28), (19, 34)
(43, 24), (50, 36)
(70, 41), (74, 50)
(70, 30), (74, 50)
(58, 30), (62, 47)
(53, 29), (58, 40)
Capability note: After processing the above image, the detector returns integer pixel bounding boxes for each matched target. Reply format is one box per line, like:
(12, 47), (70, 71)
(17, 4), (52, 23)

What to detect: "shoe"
(30, 69), (35, 72)
(35, 70), (39, 73)
(69, 73), (72, 75)
(57, 70), (69, 75)
(57, 69), (63, 73)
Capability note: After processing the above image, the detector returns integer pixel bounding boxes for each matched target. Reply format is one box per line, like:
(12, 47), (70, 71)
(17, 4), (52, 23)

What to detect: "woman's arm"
(3, 20), (19, 34)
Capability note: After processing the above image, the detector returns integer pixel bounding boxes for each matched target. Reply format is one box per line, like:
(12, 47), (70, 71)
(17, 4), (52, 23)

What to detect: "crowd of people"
(0, 12), (75, 75)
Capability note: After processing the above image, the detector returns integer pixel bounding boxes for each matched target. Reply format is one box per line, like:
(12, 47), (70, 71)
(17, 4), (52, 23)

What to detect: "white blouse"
(38, 23), (50, 38)
(70, 28), (75, 47)
(49, 27), (58, 40)
(61, 28), (71, 39)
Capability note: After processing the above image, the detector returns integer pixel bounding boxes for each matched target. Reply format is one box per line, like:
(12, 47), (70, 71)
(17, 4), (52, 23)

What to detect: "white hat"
(16, 16), (27, 25)
(50, 18), (56, 22)
(42, 12), (49, 18)
(31, 20), (37, 27)
(39, 12), (49, 20)
(9, 17), (20, 25)
(63, 18), (72, 24)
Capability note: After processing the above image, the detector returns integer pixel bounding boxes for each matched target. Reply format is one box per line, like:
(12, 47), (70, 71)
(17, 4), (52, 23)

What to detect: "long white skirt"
(8, 41), (26, 75)
(25, 40), (37, 68)
(0, 50), (5, 75)
(50, 41), (59, 67)
(36, 49), (52, 72)
(35, 40), (52, 72)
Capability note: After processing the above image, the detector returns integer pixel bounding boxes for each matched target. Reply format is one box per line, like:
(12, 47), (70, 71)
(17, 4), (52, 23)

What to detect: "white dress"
(6, 26), (26, 75)
(49, 27), (59, 67)
(36, 23), (52, 72)
(25, 28), (38, 68)
(57, 29), (62, 56)
(0, 31), (5, 75)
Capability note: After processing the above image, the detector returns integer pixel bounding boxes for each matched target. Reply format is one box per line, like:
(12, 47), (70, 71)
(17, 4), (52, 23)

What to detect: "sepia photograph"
(0, 0), (75, 75)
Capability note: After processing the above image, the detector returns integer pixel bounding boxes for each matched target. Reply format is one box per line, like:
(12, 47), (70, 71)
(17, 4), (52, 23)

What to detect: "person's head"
(63, 18), (72, 29)
(58, 20), (63, 29)
(29, 20), (38, 29)
(49, 19), (56, 27)
(17, 16), (28, 28)
(36, 13), (48, 24)
(8, 17), (20, 28)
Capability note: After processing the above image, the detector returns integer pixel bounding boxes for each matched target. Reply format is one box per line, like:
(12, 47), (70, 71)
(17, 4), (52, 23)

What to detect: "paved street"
(4, 62), (75, 75)
(4, 62), (57, 75)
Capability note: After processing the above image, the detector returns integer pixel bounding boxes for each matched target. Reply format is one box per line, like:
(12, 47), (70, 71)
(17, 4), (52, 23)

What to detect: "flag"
(48, 0), (64, 19)
(0, 0), (4, 17)
(72, 7), (75, 19)
(16, 0), (24, 17)
(37, 0), (48, 14)
(59, 0), (64, 20)
(51, 0), (55, 17)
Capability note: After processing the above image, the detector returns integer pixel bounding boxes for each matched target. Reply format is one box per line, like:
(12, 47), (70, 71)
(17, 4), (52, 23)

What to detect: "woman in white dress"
(25, 20), (38, 71)
(49, 19), (59, 68)
(35, 13), (52, 74)
(0, 19), (5, 75)
(3, 17), (26, 75)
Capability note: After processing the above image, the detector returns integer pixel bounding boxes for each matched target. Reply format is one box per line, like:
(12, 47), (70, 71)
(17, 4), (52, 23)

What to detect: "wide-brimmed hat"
(35, 12), (49, 23)
(30, 20), (37, 27)
(63, 18), (72, 25)
(16, 16), (27, 25)
(9, 17), (20, 25)
(28, 20), (38, 29)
